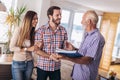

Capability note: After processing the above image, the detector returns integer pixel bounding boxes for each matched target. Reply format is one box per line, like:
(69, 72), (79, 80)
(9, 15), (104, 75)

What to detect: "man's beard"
(82, 24), (87, 30)
(52, 18), (61, 26)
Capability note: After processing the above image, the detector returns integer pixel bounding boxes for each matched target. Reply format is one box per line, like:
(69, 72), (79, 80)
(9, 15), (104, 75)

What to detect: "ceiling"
(54, 0), (120, 13)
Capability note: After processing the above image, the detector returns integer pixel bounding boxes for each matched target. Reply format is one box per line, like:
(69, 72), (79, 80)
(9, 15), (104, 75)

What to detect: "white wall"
(17, 0), (42, 13)
(38, 0), (50, 29)
(16, 0), (50, 29)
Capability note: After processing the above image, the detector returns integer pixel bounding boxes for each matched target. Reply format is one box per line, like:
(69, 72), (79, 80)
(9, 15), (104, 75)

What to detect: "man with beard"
(51, 10), (105, 80)
(34, 6), (68, 80)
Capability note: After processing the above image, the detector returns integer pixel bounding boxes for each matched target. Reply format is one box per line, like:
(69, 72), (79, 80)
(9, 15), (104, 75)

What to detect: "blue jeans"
(12, 60), (34, 80)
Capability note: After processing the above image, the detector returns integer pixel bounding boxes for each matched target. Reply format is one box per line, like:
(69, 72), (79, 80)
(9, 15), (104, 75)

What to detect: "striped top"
(35, 23), (68, 71)
(72, 28), (105, 80)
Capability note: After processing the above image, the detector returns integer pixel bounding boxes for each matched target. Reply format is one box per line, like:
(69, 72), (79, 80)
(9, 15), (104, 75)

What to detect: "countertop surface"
(0, 54), (13, 65)
(0, 61), (12, 65)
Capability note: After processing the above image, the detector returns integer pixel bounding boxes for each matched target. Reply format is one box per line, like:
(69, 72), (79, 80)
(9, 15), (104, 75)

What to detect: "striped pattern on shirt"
(72, 28), (105, 80)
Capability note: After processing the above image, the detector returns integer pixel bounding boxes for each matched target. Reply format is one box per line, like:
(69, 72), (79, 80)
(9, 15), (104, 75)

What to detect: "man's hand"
(49, 54), (68, 62)
(34, 45), (39, 51)
(34, 41), (43, 54)
(27, 46), (35, 52)
(49, 54), (61, 62)
(35, 41), (43, 49)
(65, 41), (75, 50)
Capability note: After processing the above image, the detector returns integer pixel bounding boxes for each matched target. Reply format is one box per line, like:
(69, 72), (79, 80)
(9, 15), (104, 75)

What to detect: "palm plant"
(5, 6), (26, 54)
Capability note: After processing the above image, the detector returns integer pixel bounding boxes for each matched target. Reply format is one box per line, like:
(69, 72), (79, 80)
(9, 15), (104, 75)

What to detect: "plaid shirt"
(35, 23), (68, 71)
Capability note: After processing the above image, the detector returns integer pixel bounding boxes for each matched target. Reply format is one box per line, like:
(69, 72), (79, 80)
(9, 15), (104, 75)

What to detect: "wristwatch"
(24, 48), (27, 51)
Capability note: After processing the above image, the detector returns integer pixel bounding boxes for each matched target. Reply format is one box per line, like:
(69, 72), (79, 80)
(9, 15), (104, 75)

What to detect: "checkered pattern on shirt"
(35, 24), (68, 71)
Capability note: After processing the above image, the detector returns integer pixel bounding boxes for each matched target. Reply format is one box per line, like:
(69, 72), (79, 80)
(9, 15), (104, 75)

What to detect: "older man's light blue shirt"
(72, 28), (105, 80)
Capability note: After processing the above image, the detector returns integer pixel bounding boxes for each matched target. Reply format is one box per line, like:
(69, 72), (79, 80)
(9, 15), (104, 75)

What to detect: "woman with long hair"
(10, 10), (38, 80)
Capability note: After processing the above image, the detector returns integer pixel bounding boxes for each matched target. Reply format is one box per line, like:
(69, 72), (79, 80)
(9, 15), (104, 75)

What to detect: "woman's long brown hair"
(16, 10), (37, 47)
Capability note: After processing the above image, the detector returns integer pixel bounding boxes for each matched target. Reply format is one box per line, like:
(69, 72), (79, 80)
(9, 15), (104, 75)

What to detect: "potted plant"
(5, 6), (26, 54)
(0, 6), (26, 62)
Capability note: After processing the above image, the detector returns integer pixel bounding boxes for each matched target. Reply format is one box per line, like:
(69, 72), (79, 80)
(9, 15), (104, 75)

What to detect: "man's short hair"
(47, 6), (61, 19)
(85, 10), (98, 24)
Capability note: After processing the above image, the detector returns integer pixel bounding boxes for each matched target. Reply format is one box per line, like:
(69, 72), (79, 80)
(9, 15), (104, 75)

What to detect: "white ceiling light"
(0, 1), (6, 11)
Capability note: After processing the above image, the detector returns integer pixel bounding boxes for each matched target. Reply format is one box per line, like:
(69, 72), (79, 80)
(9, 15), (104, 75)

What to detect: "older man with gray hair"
(51, 10), (105, 80)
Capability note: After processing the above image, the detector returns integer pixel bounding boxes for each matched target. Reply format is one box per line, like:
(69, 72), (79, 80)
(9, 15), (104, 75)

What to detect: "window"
(112, 21), (120, 59)
(71, 13), (102, 48)
(0, 0), (13, 42)
(71, 12), (84, 48)
(61, 10), (102, 48)
(2, 0), (13, 11)
(61, 10), (70, 30)
(97, 16), (102, 29)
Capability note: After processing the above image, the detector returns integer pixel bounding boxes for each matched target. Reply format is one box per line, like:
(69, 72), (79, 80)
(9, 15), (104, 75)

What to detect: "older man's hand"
(65, 41), (76, 50)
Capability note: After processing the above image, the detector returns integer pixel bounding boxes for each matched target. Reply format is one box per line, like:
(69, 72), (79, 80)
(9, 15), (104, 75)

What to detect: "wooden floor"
(99, 65), (120, 79)
(110, 65), (120, 79)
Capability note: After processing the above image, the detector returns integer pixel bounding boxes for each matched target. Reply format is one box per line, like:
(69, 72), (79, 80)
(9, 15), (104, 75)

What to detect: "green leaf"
(4, 6), (26, 54)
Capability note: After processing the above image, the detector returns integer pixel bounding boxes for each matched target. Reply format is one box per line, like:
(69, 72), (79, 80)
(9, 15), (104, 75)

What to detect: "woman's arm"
(9, 27), (21, 52)
(34, 41), (50, 58)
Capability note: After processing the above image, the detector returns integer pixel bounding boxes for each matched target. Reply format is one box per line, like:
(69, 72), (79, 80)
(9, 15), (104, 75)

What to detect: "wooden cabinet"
(0, 64), (12, 80)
